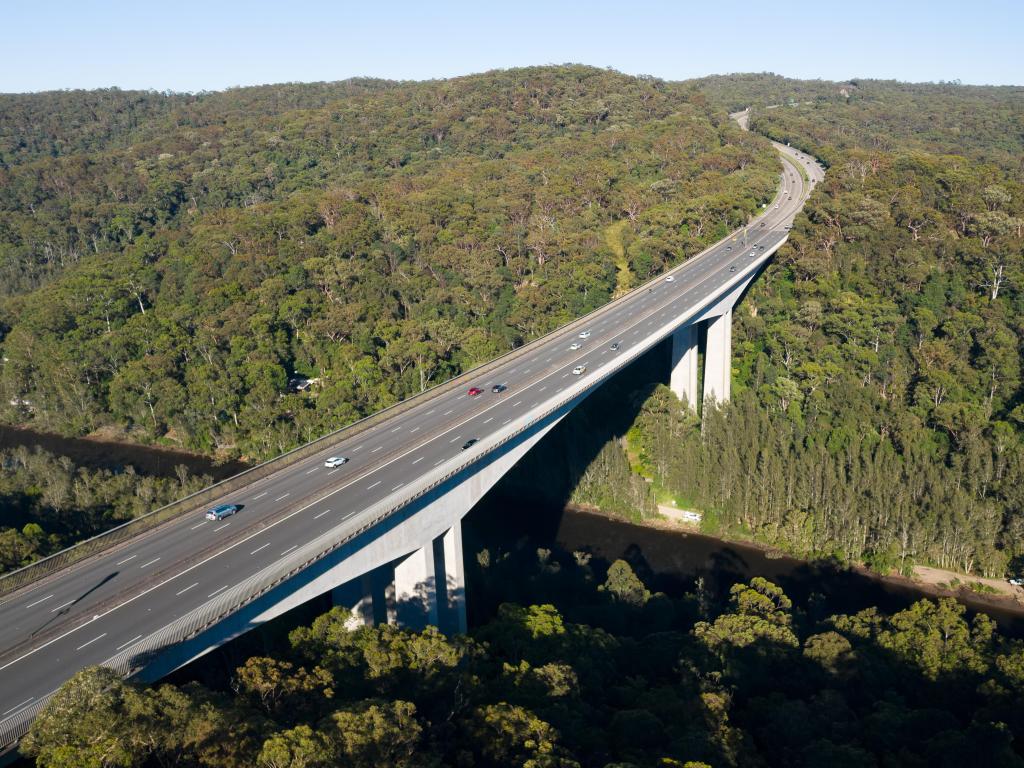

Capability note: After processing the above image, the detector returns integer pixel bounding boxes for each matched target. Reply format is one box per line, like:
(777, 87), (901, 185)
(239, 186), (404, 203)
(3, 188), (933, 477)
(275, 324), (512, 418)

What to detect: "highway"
(0, 142), (825, 732)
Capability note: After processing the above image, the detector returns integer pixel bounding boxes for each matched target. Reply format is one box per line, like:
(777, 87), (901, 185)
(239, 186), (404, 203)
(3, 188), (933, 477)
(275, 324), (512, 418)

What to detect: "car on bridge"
(205, 504), (240, 521)
(461, 438), (479, 450)
(572, 365), (586, 375)
(491, 383), (507, 393)
(610, 342), (620, 351)
(578, 330), (591, 339)
(665, 275), (675, 282)
(467, 387), (483, 396)
(569, 342), (582, 350)
(324, 456), (348, 468)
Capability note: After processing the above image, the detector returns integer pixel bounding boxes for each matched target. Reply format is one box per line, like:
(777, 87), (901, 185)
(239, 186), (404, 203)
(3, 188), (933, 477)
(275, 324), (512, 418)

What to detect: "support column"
(393, 542), (438, 629)
(703, 309), (732, 406)
(670, 324), (700, 411)
(439, 523), (467, 634)
(331, 566), (390, 628)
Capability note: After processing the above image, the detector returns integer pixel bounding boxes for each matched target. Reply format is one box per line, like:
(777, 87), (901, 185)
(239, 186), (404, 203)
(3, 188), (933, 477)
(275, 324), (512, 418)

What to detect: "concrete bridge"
(0, 140), (824, 751)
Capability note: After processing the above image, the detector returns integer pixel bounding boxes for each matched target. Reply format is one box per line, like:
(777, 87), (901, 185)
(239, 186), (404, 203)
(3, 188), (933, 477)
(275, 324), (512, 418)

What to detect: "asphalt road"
(0, 143), (825, 732)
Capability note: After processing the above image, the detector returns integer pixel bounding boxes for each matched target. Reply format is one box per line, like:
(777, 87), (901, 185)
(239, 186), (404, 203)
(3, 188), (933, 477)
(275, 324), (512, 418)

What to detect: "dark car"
(467, 387), (483, 396)
(491, 384), (507, 393)
(462, 438), (479, 450)
(610, 342), (620, 351)
(205, 504), (239, 521)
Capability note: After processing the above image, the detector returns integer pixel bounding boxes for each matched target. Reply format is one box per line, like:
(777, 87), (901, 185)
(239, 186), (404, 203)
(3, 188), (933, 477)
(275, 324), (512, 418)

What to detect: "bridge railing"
(0, 188), (781, 603)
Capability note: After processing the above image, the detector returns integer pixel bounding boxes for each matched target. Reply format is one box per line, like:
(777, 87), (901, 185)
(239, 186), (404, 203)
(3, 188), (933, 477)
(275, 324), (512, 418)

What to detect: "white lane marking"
(250, 543), (271, 555)
(275, 493), (289, 501)
(76, 633), (107, 651)
(313, 509), (330, 520)
(503, 418), (511, 424)
(426, 409), (436, 415)
(371, 446), (382, 453)
(115, 634), (143, 651)
(523, 368), (531, 373)
(483, 417), (493, 424)
(214, 523), (230, 532)
(545, 357), (552, 362)
(328, 468), (341, 475)
(390, 426), (402, 433)
(139, 557), (161, 569)
(353, 445), (364, 452)
(443, 409), (454, 415)
(176, 582), (199, 596)
(253, 491), (268, 500)
(207, 585), (230, 598)
(539, 386), (546, 392)
(116, 554), (137, 565)
(2, 698), (34, 716)
(562, 373), (569, 378)
(305, 467), (318, 475)
(190, 521), (208, 530)
(512, 400), (522, 407)
(50, 600), (74, 613)
(367, 480), (381, 490)
(449, 435), (462, 443)
(410, 426), (420, 433)
(434, 459), (445, 466)
(412, 456), (424, 464)
(26, 594), (54, 609)
(280, 545), (297, 556)
(392, 483), (404, 491)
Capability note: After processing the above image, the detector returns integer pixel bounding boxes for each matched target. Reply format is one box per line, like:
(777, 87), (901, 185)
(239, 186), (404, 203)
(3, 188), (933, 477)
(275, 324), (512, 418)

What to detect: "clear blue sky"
(2, 0), (1021, 93)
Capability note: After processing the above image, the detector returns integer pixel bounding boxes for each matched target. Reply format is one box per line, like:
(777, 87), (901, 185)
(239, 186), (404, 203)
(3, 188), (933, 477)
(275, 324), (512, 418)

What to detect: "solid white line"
(116, 554), (137, 565)
(280, 545), (297, 556)
(367, 480), (381, 490)
(50, 600), (74, 613)
(190, 521), (208, 530)
(313, 509), (330, 520)
(253, 491), (268, 500)
(249, 544), (271, 555)
(274, 493), (289, 501)
(412, 456), (424, 464)
(115, 634), (143, 651)
(214, 523), (230, 532)
(26, 594), (54, 609)
(2, 698), (34, 716)
(176, 583), (198, 596)
(76, 633), (106, 651)
(207, 585), (230, 598)
(139, 557), (160, 569)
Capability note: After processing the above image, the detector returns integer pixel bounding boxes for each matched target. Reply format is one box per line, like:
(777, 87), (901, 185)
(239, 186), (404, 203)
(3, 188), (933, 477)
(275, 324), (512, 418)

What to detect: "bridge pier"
(703, 309), (732, 405)
(669, 324), (700, 411)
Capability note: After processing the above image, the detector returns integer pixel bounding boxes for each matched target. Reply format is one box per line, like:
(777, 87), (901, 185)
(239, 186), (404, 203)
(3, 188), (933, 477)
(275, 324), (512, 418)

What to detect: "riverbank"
(559, 503), (1024, 632)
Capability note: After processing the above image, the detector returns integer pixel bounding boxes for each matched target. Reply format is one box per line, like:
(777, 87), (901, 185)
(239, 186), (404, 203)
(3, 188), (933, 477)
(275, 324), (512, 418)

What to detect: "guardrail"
(0, 227), (795, 751)
(0, 184), (781, 603)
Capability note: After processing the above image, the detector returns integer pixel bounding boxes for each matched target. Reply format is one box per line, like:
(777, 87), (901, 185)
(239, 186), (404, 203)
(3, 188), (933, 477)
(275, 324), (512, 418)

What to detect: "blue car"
(205, 504), (239, 521)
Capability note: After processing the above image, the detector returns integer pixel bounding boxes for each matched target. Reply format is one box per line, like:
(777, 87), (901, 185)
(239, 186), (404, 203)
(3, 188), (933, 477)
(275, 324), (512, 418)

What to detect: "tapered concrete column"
(670, 324), (700, 411)
(703, 309), (732, 406)
(331, 566), (390, 628)
(394, 542), (438, 629)
(439, 523), (467, 634)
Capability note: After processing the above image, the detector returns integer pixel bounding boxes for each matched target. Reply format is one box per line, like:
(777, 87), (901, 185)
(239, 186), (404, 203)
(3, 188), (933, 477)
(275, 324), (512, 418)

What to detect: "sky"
(1, 0), (1021, 93)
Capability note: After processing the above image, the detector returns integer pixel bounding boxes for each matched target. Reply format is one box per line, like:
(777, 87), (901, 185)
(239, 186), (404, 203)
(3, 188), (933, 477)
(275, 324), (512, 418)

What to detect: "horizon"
(2, 0), (1021, 94)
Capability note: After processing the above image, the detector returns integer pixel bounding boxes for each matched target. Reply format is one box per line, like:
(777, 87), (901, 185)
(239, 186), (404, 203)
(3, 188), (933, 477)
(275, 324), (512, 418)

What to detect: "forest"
(20, 539), (1024, 767)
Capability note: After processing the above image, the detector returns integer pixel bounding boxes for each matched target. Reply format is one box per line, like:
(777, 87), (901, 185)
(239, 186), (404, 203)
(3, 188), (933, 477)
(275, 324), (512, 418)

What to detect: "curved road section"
(0, 138), (825, 745)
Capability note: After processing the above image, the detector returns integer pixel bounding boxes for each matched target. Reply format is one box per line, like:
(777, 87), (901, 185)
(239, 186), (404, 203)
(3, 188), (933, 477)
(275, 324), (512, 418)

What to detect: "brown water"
(0, 425), (247, 481)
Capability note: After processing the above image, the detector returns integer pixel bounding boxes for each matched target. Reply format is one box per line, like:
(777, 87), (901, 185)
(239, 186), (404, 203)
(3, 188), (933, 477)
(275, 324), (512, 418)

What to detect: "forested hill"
(0, 66), (778, 461)
(562, 75), (1024, 580)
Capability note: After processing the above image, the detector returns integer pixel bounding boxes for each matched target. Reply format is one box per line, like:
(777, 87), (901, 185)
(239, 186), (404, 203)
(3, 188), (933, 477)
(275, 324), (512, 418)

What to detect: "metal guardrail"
(0, 227), (795, 751)
(0, 186), (775, 603)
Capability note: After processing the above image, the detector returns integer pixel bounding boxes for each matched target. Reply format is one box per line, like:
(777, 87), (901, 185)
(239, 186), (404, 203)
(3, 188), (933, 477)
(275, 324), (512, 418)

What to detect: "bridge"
(0, 139), (825, 750)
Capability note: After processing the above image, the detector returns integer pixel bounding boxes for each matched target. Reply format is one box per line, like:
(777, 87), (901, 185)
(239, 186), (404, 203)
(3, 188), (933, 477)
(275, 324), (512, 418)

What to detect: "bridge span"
(0, 140), (825, 749)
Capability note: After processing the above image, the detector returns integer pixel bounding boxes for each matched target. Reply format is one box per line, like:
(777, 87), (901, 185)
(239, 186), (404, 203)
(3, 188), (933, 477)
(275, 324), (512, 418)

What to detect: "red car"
(467, 387), (483, 396)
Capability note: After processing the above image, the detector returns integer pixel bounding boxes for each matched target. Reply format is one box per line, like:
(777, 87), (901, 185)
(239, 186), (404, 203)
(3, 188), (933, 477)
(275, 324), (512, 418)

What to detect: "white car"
(774, 204), (780, 208)
(324, 456), (348, 468)
(572, 365), (587, 375)
(569, 342), (582, 350)
(578, 330), (591, 339)
(665, 275), (675, 282)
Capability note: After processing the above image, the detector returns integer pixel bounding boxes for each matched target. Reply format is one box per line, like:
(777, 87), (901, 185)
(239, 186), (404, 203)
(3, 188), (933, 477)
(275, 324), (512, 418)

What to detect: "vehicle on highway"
(730, 265), (736, 272)
(205, 504), (239, 521)
(461, 438), (479, 450)
(569, 342), (582, 350)
(467, 387), (483, 396)
(775, 204), (780, 208)
(726, 245), (732, 251)
(610, 342), (620, 351)
(491, 383), (507, 393)
(578, 330), (591, 339)
(750, 251), (757, 257)
(324, 456), (348, 468)
(572, 365), (586, 375)
(665, 275), (675, 282)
